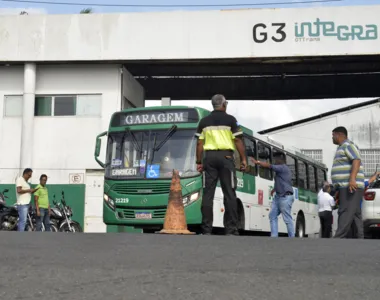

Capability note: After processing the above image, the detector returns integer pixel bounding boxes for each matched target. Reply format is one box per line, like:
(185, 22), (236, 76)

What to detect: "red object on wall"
(258, 190), (263, 205)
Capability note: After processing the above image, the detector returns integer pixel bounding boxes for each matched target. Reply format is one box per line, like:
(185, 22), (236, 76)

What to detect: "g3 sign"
(253, 23), (287, 43)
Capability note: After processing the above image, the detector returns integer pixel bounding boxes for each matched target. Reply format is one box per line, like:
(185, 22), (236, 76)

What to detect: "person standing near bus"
(318, 181), (336, 238)
(34, 174), (51, 232)
(16, 168), (39, 232)
(195, 94), (247, 236)
(331, 126), (365, 239)
(252, 153), (295, 237)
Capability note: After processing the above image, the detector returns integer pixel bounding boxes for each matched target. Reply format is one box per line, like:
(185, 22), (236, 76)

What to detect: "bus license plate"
(135, 212), (152, 219)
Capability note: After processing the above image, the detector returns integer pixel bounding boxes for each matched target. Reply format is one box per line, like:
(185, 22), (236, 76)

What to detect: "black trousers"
(202, 150), (238, 235)
(319, 211), (333, 238)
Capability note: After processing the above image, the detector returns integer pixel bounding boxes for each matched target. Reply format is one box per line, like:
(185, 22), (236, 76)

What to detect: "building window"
(34, 94), (101, 117)
(4, 95), (23, 117)
(301, 149), (323, 163)
(54, 96), (76, 116)
(360, 149), (380, 176)
(35, 96), (52, 116)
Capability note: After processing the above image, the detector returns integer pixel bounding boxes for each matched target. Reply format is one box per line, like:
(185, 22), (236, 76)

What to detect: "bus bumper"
(103, 198), (202, 227)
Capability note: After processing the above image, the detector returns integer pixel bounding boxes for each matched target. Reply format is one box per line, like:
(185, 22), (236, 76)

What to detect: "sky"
(0, 0), (378, 131)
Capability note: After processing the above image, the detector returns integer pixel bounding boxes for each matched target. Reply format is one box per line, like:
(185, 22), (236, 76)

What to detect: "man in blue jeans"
(16, 168), (39, 231)
(252, 152), (295, 237)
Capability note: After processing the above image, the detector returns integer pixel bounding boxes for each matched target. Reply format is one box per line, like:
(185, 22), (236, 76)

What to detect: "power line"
(0, 0), (343, 8)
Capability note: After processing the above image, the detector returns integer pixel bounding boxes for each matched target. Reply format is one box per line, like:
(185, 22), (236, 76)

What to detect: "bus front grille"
(112, 182), (171, 195)
(119, 208), (167, 219)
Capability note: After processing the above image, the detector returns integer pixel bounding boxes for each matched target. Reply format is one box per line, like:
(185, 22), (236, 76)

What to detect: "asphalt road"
(0, 232), (379, 300)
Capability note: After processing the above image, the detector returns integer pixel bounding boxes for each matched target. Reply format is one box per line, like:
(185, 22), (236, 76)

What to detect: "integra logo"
(252, 18), (378, 43)
(295, 18), (378, 42)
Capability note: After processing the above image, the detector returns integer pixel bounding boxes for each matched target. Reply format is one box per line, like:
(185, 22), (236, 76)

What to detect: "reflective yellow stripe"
(202, 128), (236, 150)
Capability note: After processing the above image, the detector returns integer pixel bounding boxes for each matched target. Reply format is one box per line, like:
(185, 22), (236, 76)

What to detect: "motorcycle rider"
(34, 174), (51, 232)
(16, 168), (39, 232)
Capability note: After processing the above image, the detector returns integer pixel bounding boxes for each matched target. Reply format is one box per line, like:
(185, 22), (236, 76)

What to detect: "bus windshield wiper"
(149, 125), (177, 166)
(125, 127), (141, 152)
(154, 125), (177, 152)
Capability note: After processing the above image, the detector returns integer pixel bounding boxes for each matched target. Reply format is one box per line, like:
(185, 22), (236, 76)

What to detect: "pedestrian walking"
(331, 126), (365, 239)
(318, 181), (336, 238)
(252, 152), (295, 237)
(195, 94), (247, 236)
(34, 174), (51, 232)
(16, 168), (39, 232)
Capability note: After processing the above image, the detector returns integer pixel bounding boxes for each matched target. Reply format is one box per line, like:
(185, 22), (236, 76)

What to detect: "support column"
(161, 97), (171, 106)
(20, 63), (36, 170)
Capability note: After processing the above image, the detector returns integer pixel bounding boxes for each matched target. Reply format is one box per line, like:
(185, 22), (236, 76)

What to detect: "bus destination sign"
(111, 109), (199, 126)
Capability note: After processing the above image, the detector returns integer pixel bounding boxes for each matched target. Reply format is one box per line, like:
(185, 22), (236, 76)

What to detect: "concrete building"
(258, 99), (380, 179)
(1, 5), (380, 232)
(0, 64), (144, 232)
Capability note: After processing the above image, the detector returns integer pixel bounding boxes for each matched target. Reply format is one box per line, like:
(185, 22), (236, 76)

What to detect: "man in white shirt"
(16, 168), (39, 232)
(318, 181), (336, 238)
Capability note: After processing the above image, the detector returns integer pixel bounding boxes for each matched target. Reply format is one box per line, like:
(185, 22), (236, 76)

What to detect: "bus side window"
(317, 168), (325, 189)
(233, 142), (241, 171)
(244, 136), (257, 176)
(308, 165), (317, 192)
(286, 155), (297, 186)
(257, 142), (272, 180)
(297, 160), (307, 190)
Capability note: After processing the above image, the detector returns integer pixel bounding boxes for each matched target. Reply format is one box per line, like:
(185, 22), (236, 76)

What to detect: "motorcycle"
(51, 191), (82, 233)
(0, 189), (9, 214)
(0, 189), (57, 232)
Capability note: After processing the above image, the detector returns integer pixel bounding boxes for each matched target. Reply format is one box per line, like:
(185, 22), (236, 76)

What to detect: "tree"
(80, 8), (93, 14)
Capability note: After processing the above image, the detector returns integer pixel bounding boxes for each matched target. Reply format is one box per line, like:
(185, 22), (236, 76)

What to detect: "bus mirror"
(95, 139), (101, 156)
(95, 131), (107, 168)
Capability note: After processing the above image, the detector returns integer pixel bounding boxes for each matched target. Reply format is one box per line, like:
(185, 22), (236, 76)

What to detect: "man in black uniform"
(195, 94), (247, 235)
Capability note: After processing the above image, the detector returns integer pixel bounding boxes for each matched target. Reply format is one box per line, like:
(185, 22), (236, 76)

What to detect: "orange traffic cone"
(159, 170), (195, 235)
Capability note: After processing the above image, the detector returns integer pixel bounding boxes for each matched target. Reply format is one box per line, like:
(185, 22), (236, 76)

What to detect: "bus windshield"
(105, 128), (199, 179)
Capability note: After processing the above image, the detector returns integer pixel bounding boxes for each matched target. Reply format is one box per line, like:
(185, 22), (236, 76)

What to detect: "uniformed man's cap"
(211, 94), (227, 107)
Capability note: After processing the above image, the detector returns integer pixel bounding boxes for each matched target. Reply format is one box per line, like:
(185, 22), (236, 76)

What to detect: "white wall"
(0, 66), (24, 183)
(122, 66), (144, 108)
(267, 103), (380, 179)
(0, 64), (122, 184)
(0, 6), (379, 61)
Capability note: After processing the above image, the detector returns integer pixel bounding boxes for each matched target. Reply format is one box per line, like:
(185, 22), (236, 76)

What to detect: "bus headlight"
(182, 191), (200, 206)
(104, 194), (115, 210)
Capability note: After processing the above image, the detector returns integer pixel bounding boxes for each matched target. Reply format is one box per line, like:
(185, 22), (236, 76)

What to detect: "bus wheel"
(237, 201), (245, 235)
(295, 214), (305, 238)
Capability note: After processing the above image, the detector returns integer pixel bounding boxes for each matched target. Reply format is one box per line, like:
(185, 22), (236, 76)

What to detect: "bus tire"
(237, 200), (245, 234)
(295, 214), (305, 238)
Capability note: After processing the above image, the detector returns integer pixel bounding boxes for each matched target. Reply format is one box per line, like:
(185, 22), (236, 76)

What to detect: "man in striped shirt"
(331, 126), (365, 239)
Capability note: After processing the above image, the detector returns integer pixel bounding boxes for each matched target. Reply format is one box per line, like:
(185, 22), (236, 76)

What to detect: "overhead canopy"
(0, 5), (379, 100)
(126, 55), (380, 100)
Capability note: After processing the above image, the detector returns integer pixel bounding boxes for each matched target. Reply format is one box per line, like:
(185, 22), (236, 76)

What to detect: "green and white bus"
(95, 106), (327, 236)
